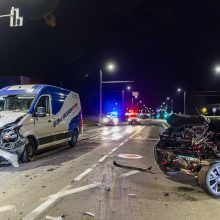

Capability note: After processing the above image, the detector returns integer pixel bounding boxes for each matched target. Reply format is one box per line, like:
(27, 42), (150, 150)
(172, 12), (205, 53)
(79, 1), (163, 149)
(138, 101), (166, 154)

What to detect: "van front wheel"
(21, 138), (35, 163)
(69, 130), (78, 148)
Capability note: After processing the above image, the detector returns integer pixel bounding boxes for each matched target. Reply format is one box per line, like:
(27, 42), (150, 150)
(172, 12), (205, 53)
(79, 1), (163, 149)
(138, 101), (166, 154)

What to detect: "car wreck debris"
(0, 125), (28, 167)
(155, 114), (220, 197)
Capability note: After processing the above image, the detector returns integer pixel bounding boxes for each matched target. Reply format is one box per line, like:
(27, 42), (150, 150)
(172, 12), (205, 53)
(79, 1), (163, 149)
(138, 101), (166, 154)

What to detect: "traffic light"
(10, 7), (23, 27)
(201, 107), (208, 115)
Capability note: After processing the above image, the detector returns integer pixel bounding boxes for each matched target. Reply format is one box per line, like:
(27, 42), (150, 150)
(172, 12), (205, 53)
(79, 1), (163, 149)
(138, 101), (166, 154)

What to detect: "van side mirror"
(35, 107), (46, 117)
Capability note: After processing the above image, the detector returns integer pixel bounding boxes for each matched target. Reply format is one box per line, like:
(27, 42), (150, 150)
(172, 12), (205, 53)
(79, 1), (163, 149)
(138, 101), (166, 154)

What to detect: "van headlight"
(1, 126), (21, 142)
(128, 118), (131, 122)
(137, 118), (140, 122)
(113, 118), (118, 123)
(103, 117), (109, 123)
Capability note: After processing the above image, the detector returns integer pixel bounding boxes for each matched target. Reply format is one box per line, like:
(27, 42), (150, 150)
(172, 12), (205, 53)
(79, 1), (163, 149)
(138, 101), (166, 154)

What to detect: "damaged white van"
(0, 84), (82, 167)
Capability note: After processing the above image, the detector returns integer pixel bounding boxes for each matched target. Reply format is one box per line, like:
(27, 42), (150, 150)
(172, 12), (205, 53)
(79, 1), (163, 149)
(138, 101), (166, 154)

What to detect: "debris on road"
(46, 167), (59, 172)
(105, 187), (111, 192)
(164, 192), (170, 197)
(82, 211), (95, 217)
(45, 215), (64, 220)
(113, 160), (154, 173)
(128, 193), (137, 198)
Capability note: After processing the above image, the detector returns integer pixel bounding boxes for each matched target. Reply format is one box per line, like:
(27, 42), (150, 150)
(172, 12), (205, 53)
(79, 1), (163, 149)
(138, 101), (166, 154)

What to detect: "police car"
(102, 112), (119, 126)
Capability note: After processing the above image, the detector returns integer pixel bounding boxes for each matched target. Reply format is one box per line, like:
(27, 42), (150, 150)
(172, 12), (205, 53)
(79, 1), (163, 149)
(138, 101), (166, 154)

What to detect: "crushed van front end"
(0, 125), (28, 167)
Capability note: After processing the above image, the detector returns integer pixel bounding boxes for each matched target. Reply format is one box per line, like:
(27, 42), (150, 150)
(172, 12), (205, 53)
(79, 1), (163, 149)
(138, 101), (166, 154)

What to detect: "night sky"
(1, 1), (220, 113)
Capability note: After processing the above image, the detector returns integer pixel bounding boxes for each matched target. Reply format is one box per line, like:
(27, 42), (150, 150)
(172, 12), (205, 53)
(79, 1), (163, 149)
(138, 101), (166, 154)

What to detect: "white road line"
(131, 137), (159, 141)
(51, 182), (102, 198)
(98, 155), (109, 163)
(74, 168), (93, 181)
(147, 138), (159, 141)
(58, 184), (73, 193)
(91, 163), (98, 168)
(120, 170), (140, 178)
(162, 123), (168, 129)
(129, 126), (146, 139)
(111, 147), (118, 152)
(23, 183), (101, 220)
(0, 205), (15, 213)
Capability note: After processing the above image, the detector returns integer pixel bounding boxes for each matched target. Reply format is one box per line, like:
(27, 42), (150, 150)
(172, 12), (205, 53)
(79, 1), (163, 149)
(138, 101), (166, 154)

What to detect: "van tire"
(69, 130), (78, 148)
(21, 138), (35, 163)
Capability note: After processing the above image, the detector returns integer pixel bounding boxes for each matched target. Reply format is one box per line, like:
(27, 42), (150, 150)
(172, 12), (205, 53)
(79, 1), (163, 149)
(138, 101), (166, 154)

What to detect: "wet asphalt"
(0, 120), (219, 220)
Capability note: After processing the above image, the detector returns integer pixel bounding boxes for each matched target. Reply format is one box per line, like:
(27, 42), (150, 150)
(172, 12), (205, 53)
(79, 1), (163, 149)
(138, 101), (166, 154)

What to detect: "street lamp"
(215, 65), (220, 75)
(122, 86), (132, 115)
(166, 97), (174, 114)
(177, 88), (186, 114)
(99, 63), (116, 123)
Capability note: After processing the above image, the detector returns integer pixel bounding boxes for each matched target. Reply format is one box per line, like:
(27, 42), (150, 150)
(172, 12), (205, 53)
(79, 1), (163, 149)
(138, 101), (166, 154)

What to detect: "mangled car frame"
(155, 114), (220, 197)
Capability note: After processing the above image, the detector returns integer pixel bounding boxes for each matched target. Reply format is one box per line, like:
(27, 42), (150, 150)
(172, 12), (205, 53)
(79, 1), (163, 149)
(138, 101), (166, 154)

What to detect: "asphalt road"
(0, 120), (220, 220)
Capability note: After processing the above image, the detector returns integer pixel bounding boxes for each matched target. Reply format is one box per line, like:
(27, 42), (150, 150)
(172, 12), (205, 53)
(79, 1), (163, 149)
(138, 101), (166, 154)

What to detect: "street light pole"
(122, 89), (125, 114)
(177, 88), (186, 114)
(184, 91), (186, 114)
(99, 69), (103, 124)
(171, 99), (174, 114)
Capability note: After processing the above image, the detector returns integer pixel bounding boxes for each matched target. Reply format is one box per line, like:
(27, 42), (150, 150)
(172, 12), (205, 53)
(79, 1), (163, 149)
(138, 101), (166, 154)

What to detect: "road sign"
(213, 108), (217, 113)
(132, 92), (139, 97)
(10, 7), (23, 27)
(0, 7), (23, 27)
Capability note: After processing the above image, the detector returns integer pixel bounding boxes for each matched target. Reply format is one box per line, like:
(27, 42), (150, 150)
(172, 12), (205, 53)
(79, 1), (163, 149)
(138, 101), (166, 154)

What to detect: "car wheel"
(21, 138), (35, 163)
(69, 129), (78, 148)
(199, 162), (220, 197)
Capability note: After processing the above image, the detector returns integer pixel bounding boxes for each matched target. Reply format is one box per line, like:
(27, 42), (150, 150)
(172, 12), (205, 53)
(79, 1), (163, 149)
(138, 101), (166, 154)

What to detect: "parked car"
(0, 84), (82, 166)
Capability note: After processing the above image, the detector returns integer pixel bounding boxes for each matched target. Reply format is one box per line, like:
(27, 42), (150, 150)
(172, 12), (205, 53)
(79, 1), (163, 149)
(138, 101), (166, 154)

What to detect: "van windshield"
(0, 95), (35, 112)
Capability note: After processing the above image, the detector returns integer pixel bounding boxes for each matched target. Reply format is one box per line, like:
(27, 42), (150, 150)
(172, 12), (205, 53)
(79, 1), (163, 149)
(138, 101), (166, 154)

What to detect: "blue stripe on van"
(68, 112), (82, 132)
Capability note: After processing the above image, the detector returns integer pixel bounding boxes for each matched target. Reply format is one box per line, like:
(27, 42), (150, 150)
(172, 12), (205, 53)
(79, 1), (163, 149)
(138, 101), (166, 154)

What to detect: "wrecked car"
(155, 114), (220, 197)
(0, 84), (82, 167)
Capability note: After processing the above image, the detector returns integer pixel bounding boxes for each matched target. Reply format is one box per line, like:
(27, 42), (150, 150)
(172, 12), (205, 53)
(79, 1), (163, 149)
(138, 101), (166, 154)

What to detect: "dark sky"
(1, 1), (220, 112)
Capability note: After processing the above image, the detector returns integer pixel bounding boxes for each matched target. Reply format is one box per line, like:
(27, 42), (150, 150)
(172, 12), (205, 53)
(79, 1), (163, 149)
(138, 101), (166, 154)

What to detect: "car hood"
(0, 111), (26, 128)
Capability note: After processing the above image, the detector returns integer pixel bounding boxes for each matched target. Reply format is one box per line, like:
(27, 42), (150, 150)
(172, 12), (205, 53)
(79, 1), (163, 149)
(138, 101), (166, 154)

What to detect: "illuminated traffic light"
(201, 107), (208, 115)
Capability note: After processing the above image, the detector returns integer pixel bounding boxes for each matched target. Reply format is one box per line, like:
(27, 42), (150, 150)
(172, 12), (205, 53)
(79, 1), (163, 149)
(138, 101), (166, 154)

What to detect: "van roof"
(0, 84), (72, 96)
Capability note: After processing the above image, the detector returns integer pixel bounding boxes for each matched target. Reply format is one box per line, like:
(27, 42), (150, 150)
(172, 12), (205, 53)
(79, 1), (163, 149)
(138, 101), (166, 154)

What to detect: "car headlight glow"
(128, 118), (131, 122)
(103, 117), (109, 123)
(137, 118), (140, 121)
(113, 118), (118, 123)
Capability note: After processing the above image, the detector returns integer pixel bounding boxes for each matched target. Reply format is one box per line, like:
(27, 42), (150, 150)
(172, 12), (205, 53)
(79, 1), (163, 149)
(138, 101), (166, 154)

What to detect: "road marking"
(128, 126), (146, 139)
(98, 155), (109, 163)
(111, 147), (118, 152)
(58, 184), (73, 193)
(131, 137), (159, 141)
(23, 126), (147, 220)
(162, 123), (168, 129)
(51, 182), (102, 198)
(0, 205), (15, 213)
(23, 183), (101, 220)
(120, 170), (140, 178)
(91, 163), (98, 168)
(74, 168), (93, 181)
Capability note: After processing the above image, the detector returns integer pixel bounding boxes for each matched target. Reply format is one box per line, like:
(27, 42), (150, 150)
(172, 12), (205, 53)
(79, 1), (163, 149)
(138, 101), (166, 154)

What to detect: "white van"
(0, 84), (82, 166)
